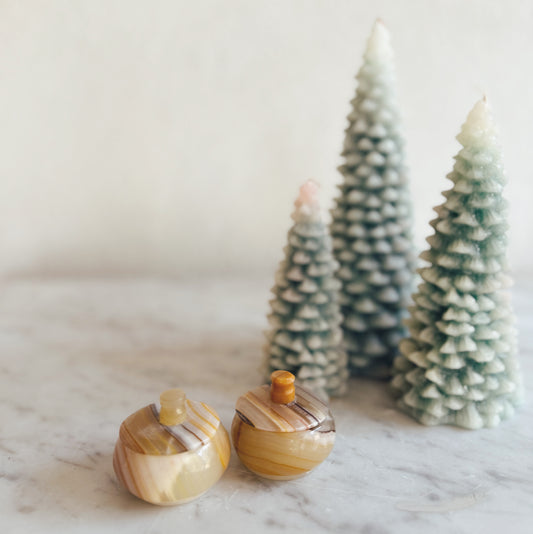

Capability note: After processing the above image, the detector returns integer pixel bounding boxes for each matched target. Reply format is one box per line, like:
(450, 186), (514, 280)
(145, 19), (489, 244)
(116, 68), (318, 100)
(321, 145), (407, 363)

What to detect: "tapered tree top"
(293, 180), (321, 221)
(364, 19), (394, 64)
(456, 97), (499, 148)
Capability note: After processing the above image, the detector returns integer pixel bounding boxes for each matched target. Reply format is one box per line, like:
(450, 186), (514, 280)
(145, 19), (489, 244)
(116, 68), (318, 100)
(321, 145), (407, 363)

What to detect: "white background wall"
(0, 0), (531, 277)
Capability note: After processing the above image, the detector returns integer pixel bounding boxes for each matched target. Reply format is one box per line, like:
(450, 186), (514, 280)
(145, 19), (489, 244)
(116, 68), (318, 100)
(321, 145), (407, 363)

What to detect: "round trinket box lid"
(234, 370), (330, 432)
(119, 388), (221, 455)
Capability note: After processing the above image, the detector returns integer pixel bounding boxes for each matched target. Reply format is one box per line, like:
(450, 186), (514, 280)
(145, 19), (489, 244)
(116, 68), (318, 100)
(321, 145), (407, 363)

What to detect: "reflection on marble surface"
(0, 278), (531, 533)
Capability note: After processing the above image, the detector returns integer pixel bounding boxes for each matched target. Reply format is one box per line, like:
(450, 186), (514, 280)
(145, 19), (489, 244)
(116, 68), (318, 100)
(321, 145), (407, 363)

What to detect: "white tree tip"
(365, 19), (394, 63)
(468, 97), (492, 124)
(456, 96), (498, 147)
(297, 180), (320, 207)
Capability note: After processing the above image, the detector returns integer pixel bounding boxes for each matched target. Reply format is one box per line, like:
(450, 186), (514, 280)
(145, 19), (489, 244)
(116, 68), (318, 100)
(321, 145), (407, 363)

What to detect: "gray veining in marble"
(0, 277), (531, 534)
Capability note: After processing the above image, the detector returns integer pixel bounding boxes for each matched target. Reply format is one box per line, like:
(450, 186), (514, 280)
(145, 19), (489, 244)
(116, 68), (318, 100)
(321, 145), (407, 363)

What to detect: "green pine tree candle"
(331, 20), (415, 378)
(391, 97), (523, 429)
(264, 181), (349, 399)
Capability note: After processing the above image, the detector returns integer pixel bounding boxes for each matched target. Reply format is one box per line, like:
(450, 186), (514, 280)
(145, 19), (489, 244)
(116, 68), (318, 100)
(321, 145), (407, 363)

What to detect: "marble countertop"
(1, 277), (531, 534)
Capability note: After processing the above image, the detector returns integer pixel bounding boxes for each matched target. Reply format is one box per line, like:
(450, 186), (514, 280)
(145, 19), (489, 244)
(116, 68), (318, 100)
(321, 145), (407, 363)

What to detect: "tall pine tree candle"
(264, 181), (349, 399)
(391, 98), (522, 429)
(331, 20), (414, 378)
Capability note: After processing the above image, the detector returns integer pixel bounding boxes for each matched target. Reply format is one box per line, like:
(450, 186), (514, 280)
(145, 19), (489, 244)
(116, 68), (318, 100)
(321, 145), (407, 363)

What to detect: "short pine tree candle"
(391, 98), (522, 429)
(264, 181), (349, 399)
(331, 20), (415, 378)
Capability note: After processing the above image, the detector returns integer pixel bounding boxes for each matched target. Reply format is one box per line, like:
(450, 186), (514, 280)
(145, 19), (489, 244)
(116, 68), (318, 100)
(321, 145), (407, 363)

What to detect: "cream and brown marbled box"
(232, 371), (335, 480)
(113, 389), (230, 505)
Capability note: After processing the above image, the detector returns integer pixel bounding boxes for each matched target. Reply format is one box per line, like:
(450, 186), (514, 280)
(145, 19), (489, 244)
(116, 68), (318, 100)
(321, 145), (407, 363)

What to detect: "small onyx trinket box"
(113, 389), (230, 505)
(232, 370), (335, 480)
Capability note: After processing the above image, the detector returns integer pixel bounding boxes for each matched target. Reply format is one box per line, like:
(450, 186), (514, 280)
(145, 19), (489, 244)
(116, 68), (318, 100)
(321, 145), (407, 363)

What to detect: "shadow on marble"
(15, 437), (292, 524)
(14, 451), (165, 522)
